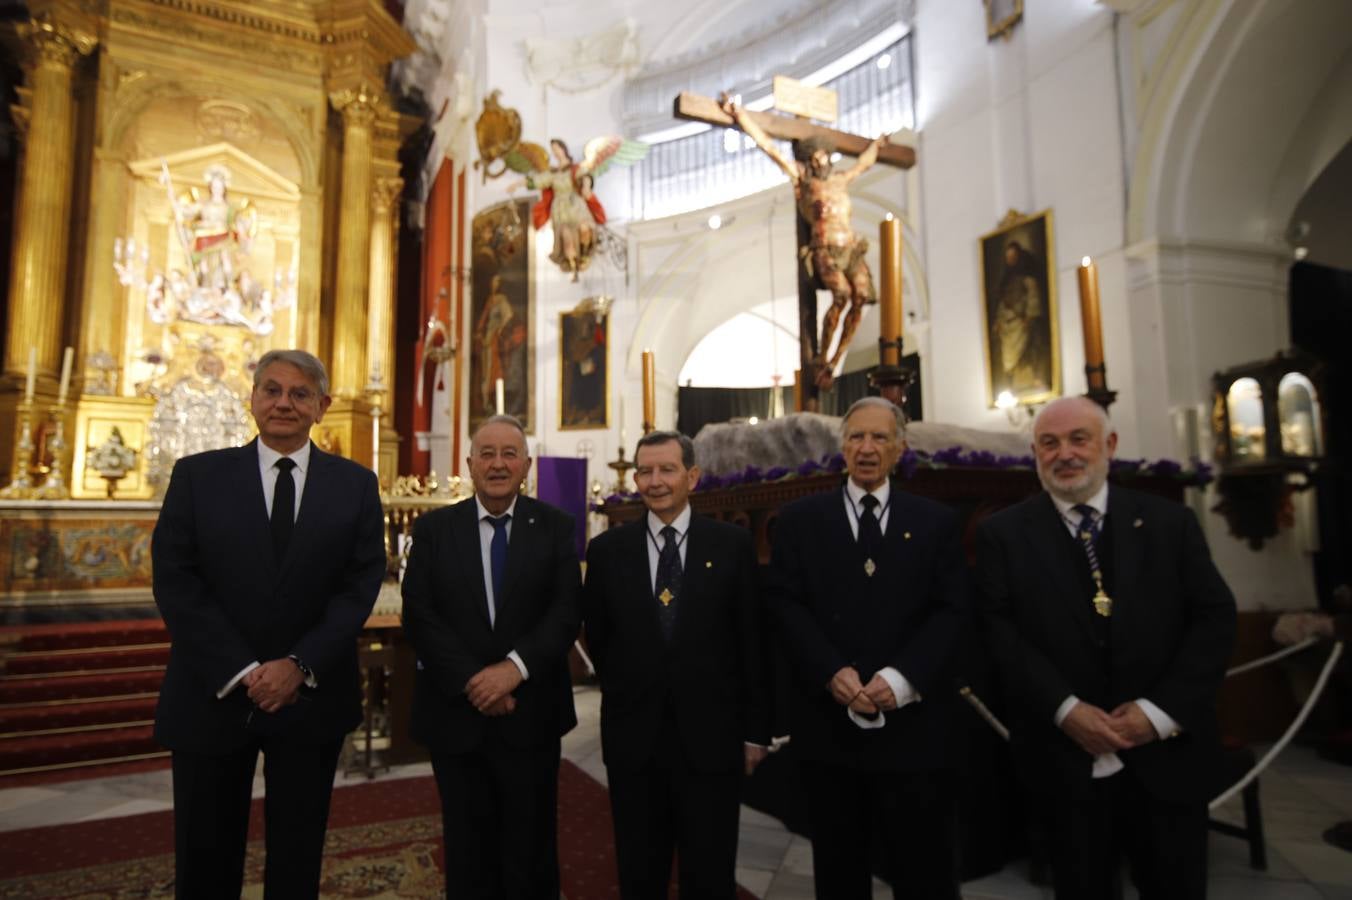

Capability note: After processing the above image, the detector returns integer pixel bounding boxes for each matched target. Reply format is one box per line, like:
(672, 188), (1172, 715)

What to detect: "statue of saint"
(507, 136), (648, 281)
(722, 97), (889, 389)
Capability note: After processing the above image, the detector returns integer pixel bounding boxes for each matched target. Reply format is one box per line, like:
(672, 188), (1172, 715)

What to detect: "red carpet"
(0, 760), (760, 899)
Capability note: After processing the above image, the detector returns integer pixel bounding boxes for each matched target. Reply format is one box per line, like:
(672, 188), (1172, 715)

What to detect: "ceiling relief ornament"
(523, 18), (639, 94)
(195, 99), (261, 145)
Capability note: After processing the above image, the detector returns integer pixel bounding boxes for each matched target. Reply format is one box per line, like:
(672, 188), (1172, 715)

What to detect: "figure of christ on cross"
(674, 92), (915, 404)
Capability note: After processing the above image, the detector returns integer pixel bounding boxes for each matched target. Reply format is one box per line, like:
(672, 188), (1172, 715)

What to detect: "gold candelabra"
(607, 446), (635, 495)
(0, 400), (38, 499)
(34, 402), (71, 500)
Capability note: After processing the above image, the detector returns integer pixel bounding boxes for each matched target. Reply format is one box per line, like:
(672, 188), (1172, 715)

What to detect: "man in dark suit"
(583, 430), (769, 899)
(766, 397), (968, 899)
(401, 414), (580, 900)
(975, 395), (1236, 898)
(152, 349), (386, 900)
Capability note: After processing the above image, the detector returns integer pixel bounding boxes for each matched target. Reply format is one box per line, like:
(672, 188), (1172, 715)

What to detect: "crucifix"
(674, 88), (916, 409)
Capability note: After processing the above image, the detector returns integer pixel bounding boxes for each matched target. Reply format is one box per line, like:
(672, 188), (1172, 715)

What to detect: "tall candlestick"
(641, 349), (655, 433)
(494, 377), (505, 415)
(879, 216), (903, 366)
(23, 347), (35, 402)
(1077, 257), (1106, 392)
(56, 346), (73, 404)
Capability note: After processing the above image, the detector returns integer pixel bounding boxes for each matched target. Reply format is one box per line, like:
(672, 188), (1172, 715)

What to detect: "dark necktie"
(654, 525), (682, 641)
(488, 514), (511, 625)
(270, 457), (296, 561)
(858, 493), (883, 557)
(1073, 503), (1109, 612)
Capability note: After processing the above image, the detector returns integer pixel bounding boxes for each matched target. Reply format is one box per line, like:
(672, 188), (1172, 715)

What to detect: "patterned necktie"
(270, 457), (297, 561)
(1073, 504), (1106, 586)
(654, 525), (682, 641)
(488, 514), (511, 625)
(858, 493), (883, 557)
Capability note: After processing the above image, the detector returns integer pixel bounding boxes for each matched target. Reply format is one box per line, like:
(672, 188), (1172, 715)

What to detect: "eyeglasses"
(259, 384), (318, 406)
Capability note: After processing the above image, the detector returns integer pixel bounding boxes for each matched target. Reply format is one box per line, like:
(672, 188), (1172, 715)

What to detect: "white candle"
(23, 347), (35, 402)
(495, 377), (505, 415)
(57, 346), (73, 404)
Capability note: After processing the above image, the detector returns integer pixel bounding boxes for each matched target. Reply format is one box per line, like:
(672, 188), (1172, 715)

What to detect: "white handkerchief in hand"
(1092, 752), (1124, 778)
(847, 708), (886, 730)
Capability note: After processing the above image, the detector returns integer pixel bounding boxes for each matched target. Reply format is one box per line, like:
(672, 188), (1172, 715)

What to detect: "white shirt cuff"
(507, 651), (529, 681)
(1054, 695), (1080, 727)
(1092, 753), (1125, 778)
(877, 667), (920, 708)
(1135, 698), (1180, 740)
(847, 708), (886, 729)
(218, 661), (259, 699)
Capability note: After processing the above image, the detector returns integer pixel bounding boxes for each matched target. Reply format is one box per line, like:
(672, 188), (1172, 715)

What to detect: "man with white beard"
(975, 396), (1235, 899)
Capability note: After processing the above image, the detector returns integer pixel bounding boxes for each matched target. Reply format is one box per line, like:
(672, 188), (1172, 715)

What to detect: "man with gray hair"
(402, 414), (581, 899)
(766, 396), (968, 898)
(153, 349), (386, 899)
(975, 395), (1236, 898)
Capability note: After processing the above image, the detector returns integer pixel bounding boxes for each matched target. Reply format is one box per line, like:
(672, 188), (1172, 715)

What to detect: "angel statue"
(507, 136), (647, 281)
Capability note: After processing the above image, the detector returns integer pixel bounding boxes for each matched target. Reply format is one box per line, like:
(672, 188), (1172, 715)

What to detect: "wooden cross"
(673, 92), (916, 409)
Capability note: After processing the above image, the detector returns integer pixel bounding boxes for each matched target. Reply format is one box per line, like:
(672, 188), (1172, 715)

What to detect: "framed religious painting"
(985, 0), (1023, 41)
(469, 198), (534, 434)
(978, 209), (1061, 407)
(559, 302), (608, 430)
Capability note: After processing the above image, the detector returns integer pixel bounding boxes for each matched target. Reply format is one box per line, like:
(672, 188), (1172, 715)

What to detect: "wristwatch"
(287, 653), (317, 687)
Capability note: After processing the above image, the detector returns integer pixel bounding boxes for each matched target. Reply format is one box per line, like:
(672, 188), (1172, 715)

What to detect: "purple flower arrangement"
(592, 447), (1212, 509)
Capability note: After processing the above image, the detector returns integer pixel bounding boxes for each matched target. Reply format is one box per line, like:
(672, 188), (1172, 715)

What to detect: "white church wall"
(913, 1), (1126, 439)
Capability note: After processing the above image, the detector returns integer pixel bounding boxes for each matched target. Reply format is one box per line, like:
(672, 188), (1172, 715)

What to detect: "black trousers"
(800, 760), (959, 900)
(430, 733), (562, 900)
(1051, 770), (1208, 900)
(170, 735), (344, 900)
(606, 723), (742, 900)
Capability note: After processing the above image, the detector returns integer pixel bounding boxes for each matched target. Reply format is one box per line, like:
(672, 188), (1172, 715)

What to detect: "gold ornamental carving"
(330, 86), (383, 125)
(474, 90), (525, 183)
(372, 176), (403, 213)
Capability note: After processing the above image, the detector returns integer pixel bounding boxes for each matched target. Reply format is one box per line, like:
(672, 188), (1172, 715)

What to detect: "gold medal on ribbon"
(658, 588), (674, 607)
(864, 559), (876, 577)
(1093, 591), (1113, 617)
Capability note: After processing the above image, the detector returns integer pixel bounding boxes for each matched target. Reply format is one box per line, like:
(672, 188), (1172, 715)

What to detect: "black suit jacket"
(151, 440), (386, 753)
(583, 515), (770, 773)
(765, 481), (969, 773)
(974, 485), (1237, 800)
(402, 494), (580, 753)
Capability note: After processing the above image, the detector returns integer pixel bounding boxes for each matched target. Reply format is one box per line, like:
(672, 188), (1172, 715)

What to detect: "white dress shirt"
(475, 496), (530, 680)
(841, 479), (920, 729)
(1049, 482), (1180, 778)
(645, 505), (692, 592)
(217, 441), (315, 698)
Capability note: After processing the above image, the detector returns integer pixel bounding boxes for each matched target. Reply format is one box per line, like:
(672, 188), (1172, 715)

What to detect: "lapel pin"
(904, 531), (912, 540)
(1133, 518), (1143, 528)
(529, 517), (535, 524)
(705, 561), (712, 568)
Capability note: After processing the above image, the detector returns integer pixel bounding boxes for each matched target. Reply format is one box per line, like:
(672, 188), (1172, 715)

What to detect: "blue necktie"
(488, 514), (511, 624)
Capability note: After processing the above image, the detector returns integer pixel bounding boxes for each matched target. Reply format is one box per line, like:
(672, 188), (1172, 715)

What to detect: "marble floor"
(2, 685), (1350, 899)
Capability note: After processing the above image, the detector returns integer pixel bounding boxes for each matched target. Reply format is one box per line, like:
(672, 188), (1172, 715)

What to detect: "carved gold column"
(5, 13), (96, 386)
(79, 146), (127, 384)
(328, 86), (381, 399)
(366, 175), (401, 393)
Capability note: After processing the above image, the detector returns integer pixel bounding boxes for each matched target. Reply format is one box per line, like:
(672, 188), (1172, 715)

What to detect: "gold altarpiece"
(1, 0), (418, 508)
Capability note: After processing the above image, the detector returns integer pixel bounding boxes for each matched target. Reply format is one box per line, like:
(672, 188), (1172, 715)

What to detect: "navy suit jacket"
(151, 440), (386, 753)
(766, 480), (969, 773)
(401, 494), (580, 753)
(975, 485), (1236, 800)
(583, 514), (770, 773)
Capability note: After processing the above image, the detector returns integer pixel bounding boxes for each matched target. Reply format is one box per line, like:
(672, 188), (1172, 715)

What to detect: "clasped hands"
(465, 660), (523, 717)
(244, 658), (305, 713)
(1060, 701), (1159, 757)
(829, 666), (897, 716)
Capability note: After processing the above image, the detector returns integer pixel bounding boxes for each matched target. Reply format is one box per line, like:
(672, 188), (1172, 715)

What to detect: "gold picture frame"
(985, 0), (1024, 41)
(978, 208), (1061, 407)
(559, 305), (609, 430)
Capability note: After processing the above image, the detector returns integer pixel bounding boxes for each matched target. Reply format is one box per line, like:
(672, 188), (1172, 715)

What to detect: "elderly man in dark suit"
(401, 414), (580, 900)
(583, 430), (769, 899)
(766, 396), (968, 899)
(152, 349), (386, 900)
(975, 395), (1236, 899)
